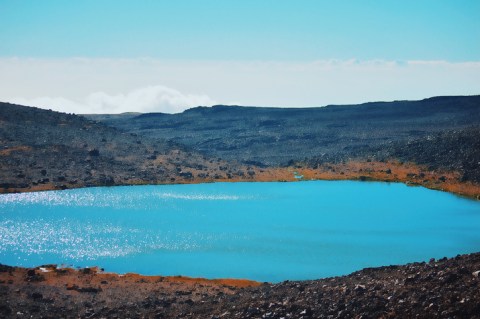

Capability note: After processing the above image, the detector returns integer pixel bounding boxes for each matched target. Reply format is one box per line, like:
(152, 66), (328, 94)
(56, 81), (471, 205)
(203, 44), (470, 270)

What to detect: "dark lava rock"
(30, 292), (43, 300)
(0, 264), (14, 273)
(88, 149), (100, 156)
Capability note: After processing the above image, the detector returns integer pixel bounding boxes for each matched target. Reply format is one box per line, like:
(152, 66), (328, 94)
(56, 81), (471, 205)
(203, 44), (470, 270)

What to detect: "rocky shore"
(1, 253), (479, 318)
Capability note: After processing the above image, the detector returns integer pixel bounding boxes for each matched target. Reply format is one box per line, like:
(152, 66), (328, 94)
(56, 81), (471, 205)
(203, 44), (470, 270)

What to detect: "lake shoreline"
(2, 159), (480, 317)
(2, 160), (480, 200)
(1, 252), (480, 318)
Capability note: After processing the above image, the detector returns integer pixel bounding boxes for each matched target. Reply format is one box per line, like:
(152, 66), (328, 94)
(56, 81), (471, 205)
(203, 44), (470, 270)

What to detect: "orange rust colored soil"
(0, 265), (261, 318)
(1, 160), (479, 199)
(0, 145), (32, 156)
(0, 264), (260, 298)
(250, 160), (480, 200)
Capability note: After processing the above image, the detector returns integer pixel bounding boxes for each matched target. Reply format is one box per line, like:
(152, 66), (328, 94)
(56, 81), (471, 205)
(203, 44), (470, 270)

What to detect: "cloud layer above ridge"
(1, 58), (479, 114)
(9, 85), (216, 114)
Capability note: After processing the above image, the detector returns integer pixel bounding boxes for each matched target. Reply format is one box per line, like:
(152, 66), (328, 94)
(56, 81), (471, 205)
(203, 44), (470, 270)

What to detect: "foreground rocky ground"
(1, 253), (479, 318)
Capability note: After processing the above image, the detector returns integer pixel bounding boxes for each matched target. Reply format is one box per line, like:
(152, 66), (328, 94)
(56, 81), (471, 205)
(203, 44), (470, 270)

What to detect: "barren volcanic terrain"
(1, 96), (480, 318)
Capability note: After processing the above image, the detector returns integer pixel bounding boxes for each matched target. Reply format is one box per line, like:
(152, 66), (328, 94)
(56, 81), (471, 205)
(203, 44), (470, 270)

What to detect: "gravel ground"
(1, 253), (479, 318)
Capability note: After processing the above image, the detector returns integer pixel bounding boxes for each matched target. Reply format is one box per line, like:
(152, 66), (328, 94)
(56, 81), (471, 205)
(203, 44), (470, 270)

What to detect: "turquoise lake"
(1, 181), (480, 282)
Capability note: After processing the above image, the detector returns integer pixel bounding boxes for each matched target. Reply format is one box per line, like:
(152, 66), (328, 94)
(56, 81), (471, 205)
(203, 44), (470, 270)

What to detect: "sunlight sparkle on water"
(1, 181), (480, 282)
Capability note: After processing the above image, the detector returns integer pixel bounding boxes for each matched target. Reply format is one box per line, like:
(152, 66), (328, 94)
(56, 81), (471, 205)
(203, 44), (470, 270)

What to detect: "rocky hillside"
(302, 126), (480, 184)
(377, 127), (480, 183)
(0, 103), (246, 193)
(87, 95), (480, 167)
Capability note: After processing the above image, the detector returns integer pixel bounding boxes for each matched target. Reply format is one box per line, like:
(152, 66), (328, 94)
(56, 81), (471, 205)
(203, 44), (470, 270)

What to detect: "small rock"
(299, 308), (312, 316)
(354, 284), (366, 292)
(88, 149), (100, 156)
(66, 284), (79, 290)
(30, 292), (43, 300)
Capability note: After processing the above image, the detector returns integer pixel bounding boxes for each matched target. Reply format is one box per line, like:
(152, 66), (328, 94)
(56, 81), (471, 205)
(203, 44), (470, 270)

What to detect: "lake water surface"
(1, 181), (480, 282)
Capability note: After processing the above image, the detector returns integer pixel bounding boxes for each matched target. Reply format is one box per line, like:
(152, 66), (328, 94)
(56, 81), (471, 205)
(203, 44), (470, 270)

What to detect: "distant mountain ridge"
(86, 95), (480, 166)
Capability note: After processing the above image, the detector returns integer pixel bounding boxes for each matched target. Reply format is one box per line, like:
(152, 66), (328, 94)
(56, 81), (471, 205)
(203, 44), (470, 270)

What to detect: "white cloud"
(0, 58), (479, 113)
(9, 85), (217, 114)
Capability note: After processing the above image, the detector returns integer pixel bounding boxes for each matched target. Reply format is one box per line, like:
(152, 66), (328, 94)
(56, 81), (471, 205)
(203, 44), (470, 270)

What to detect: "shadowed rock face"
(86, 95), (480, 167)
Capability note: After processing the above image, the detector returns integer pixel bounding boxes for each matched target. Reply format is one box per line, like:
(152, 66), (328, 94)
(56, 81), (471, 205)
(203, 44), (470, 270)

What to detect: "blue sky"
(0, 1), (479, 113)
(2, 0), (479, 60)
